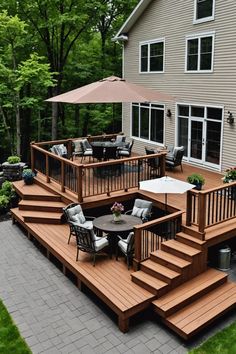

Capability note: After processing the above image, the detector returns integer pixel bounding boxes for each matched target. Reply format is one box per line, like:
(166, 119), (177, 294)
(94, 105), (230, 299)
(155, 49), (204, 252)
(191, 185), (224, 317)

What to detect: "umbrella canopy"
(139, 176), (195, 195)
(46, 76), (174, 104)
(139, 176), (195, 213)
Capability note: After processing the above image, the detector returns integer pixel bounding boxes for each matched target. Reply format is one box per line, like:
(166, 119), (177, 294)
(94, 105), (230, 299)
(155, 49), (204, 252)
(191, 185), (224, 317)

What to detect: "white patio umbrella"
(139, 176), (195, 213)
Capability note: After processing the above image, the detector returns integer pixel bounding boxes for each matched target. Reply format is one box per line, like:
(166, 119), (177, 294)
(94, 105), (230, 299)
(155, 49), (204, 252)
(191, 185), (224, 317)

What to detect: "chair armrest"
(124, 210), (132, 215)
(117, 235), (128, 243)
(84, 216), (95, 220)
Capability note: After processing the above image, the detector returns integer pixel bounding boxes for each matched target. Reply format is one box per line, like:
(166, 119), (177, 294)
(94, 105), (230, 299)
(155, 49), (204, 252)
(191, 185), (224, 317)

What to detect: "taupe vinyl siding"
(122, 0), (236, 171)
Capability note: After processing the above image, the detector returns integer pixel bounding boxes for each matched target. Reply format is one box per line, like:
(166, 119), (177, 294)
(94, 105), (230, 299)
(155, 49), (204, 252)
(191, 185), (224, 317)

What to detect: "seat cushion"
(132, 206), (146, 218)
(118, 239), (128, 253)
(94, 237), (109, 251)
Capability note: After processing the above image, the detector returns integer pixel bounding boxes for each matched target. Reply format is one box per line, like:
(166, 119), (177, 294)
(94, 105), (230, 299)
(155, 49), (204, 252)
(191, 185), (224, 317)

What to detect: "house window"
(132, 103), (164, 144)
(194, 0), (215, 23)
(186, 32), (214, 72)
(140, 39), (164, 73)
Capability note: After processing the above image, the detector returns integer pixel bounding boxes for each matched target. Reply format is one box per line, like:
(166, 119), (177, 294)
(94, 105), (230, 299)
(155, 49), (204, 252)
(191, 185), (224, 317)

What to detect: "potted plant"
(187, 173), (205, 190)
(222, 167), (236, 199)
(2, 155), (26, 181)
(22, 169), (37, 185)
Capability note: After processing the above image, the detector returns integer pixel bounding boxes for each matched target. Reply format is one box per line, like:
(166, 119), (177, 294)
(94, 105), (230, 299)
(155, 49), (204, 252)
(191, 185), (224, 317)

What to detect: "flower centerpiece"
(111, 202), (124, 222)
(222, 167), (236, 183)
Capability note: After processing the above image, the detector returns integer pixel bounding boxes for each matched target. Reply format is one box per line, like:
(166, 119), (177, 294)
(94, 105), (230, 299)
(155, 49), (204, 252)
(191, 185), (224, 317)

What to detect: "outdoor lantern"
(227, 111), (234, 124)
(166, 109), (172, 118)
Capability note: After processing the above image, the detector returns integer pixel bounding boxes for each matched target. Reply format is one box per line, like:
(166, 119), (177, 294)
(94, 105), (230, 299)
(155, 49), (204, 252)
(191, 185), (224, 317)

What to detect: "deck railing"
(133, 211), (183, 269)
(186, 182), (236, 238)
(31, 141), (166, 201)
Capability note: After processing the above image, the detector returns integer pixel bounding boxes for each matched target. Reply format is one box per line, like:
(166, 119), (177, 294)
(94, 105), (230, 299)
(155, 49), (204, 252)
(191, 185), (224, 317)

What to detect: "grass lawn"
(0, 299), (32, 354)
(189, 321), (236, 354)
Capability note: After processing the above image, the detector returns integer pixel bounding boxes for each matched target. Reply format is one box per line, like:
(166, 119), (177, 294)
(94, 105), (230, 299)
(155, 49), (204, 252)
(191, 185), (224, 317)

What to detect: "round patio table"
(93, 214), (142, 234)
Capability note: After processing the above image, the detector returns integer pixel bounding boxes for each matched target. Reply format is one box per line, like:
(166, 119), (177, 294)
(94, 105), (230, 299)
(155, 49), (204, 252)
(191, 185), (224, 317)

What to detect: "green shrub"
(7, 156), (21, 164)
(187, 173), (205, 185)
(0, 181), (16, 199)
(0, 195), (10, 212)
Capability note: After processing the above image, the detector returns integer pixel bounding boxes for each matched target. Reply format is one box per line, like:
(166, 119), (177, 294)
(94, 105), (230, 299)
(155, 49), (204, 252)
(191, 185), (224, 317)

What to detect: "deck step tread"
(153, 268), (227, 315)
(164, 281), (236, 339)
(151, 250), (191, 268)
(19, 210), (63, 218)
(132, 270), (168, 289)
(176, 232), (206, 245)
(19, 200), (66, 208)
(162, 239), (201, 256)
(141, 259), (180, 279)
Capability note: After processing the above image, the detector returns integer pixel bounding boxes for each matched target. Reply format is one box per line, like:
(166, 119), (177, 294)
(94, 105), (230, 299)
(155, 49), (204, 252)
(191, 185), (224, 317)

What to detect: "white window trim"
(185, 31), (215, 73)
(139, 38), (165, 74)
(193, 0), (215, 24)
(130, 102), (166, 146)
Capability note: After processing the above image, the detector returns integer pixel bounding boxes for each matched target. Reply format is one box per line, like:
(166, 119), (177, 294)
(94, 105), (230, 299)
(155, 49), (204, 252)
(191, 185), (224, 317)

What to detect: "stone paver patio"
(0, 220), (236, 354)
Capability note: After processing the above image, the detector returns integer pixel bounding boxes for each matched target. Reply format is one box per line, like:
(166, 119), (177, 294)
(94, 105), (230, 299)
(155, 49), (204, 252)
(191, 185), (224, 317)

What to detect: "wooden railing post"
(67, 139), (73, 159)
(30, 142), (35, 171)
(198, 192), (206, 237)
(133, 228), (142, 271)
(61, 161), (65, 192)
(46, 154), (50, 183)
(186, 190), (192, 226)
(77, 165), (83, 203)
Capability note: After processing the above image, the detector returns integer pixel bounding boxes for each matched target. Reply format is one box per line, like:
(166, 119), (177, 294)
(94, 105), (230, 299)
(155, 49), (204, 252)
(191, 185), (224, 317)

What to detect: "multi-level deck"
(10, 137), (236, 339)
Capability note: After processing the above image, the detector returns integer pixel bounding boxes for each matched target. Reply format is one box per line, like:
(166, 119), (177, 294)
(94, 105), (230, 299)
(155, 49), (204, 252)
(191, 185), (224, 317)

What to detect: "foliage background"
(0, 0), (139, 163)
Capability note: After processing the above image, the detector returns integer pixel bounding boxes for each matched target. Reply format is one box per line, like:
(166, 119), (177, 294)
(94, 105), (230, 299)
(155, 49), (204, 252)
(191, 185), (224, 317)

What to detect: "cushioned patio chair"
(74, 225), (110, 266)
(125, 198), (152, 222)
(145, 147), (160, 178)
(50, 144), (68, 158)
(115, 135), (126, 144)
(72, 139), (83, 160)
(117, 139), (134, 158)
(80, 139), (93, 162)
(165, 146), (185, 172)
(116, 232), (135, 269)
(63, 203), (95, 244)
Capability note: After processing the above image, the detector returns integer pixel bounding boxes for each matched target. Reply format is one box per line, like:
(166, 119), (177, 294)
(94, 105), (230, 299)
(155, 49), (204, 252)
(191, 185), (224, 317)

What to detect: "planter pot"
(194, 182), (202, 190)
(24, 178), (34, 185)
(2, 162), (26, 181)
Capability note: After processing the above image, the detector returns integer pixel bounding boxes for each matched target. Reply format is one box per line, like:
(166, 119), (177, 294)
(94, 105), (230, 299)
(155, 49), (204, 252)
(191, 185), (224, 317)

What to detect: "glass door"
(189, 119), (204, 162)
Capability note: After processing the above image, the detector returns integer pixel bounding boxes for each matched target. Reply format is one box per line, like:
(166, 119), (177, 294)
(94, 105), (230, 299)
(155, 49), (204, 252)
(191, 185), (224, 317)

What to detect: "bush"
(0, 195), (10, 212)
(7, 156), (21, 164)
(0, 181), (16, 199)
(187, 173), (205, 185)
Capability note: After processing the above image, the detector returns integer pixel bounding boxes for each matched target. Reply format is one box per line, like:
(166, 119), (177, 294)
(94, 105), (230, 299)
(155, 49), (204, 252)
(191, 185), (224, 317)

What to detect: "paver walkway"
(0, 220), (236, 354)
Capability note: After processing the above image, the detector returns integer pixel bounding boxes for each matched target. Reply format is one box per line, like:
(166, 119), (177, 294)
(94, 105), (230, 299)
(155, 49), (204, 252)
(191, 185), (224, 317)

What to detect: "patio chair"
(115, 135), (126, 145)
(74, 225), (109, 266)
(72, 139), (83, 160)
(165, 146), (185, 172)
(63, 203), (95, 244)
(92, 145), (105, 161)
(80, 139), (93, 162)
(50, 144), (68, 158)
(145, 147), (160, 178)
(117, 139), (134, 158)
(125, 198), (152, 222)
(116, 232), (135, 269)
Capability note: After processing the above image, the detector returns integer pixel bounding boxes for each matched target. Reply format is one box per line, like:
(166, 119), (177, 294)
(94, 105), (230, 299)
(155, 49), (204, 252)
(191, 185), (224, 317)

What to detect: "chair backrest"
(115, 135), (126, 144)
(104, 146), (118, 160)
(92, 145), (104, 160)
(73, 139), (82, 154)
(131, 199), (153, 220)
(51, 144), (67, 157)
(126, 232), (135, 254)
(63, 203), (86, 224)
(173, 146), (184, 165)
(128, 139), (134, 151)
(145, 147), (159, 169)
(81, 139), (92, 151)
(74, 225), (95, 252)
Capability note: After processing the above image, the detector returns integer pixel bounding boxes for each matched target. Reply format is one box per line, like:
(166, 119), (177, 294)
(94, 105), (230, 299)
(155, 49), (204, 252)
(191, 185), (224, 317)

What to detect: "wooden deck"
(10, 162), (236, 339)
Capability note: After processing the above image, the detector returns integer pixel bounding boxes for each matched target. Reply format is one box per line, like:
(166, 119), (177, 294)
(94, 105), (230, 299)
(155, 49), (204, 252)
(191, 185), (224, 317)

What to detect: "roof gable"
(114, 0), (153, 40)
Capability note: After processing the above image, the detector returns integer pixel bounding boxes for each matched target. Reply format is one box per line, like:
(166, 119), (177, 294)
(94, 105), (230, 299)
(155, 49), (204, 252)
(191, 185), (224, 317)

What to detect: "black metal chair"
(125, 198), (152, 222)
(145, 147), (160, 178)
(74, 225), (109, 266)
(63, 203), (95, 244)
(92, 145), (105, 161)
(165, 146), (185, 172)
(117, 139), (134, 158)
(80, 139), (93, 162)
(116, 232), (135, 269)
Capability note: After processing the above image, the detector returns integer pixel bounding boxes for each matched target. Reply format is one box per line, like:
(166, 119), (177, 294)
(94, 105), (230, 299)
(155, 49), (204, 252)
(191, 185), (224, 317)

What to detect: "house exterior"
(114, 0), (236, 173)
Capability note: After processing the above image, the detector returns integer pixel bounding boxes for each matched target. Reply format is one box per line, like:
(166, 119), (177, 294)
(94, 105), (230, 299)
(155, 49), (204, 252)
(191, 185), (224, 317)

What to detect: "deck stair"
(152, 269), (236, 339)
(12, 180), (66, 224)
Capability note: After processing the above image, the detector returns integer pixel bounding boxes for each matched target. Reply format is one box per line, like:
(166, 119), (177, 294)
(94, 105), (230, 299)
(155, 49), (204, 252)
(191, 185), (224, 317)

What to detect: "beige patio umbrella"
(46, 76), (174, 103)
